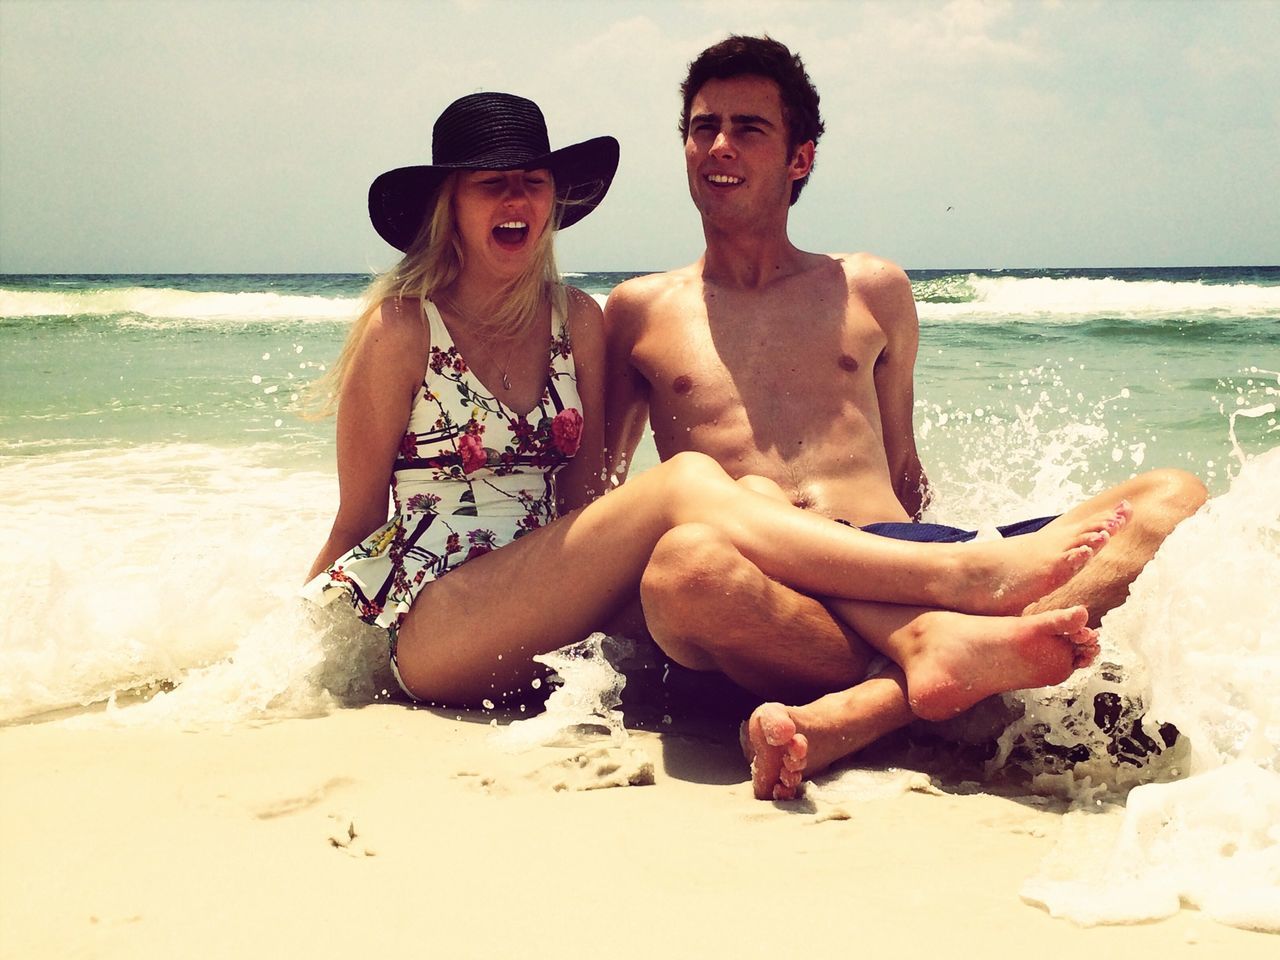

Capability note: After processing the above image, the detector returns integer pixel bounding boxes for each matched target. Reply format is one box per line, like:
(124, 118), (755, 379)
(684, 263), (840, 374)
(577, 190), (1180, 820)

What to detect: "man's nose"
(709, 130), (735, 157)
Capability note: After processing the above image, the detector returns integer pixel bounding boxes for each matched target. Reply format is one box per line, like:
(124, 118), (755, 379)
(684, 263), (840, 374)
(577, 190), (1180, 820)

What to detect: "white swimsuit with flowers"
(304, 299), (583, 655)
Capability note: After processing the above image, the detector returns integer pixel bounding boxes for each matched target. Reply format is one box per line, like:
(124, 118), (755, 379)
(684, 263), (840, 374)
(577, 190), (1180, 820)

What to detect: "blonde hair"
(303, 172), (567, 419)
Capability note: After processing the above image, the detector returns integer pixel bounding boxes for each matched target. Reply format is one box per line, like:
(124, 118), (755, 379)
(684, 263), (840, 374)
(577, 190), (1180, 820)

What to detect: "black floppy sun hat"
(369, 92), (620, 252)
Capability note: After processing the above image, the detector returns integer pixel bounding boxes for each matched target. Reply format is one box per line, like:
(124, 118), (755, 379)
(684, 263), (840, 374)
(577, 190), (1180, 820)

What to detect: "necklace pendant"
(501, 371), (512, 391)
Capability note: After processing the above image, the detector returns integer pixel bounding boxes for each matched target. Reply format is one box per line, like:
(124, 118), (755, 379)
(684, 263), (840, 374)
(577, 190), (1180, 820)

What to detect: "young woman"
(305, 92), (1120, 710)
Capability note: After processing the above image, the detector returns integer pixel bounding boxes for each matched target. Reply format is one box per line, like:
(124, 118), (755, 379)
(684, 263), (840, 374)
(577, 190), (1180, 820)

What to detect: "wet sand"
(1, 704), (1274, 958)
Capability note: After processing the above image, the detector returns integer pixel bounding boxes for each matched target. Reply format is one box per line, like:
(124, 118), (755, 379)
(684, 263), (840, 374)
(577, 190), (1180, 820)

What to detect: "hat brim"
(368, 136), (619, 252)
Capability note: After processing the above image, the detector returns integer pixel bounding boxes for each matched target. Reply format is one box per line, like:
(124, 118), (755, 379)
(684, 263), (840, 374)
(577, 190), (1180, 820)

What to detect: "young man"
(603, 36), (1207, 799)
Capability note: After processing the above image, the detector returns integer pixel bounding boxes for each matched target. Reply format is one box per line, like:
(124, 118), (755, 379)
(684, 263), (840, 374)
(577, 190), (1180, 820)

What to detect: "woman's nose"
(503, 175), (530, 202)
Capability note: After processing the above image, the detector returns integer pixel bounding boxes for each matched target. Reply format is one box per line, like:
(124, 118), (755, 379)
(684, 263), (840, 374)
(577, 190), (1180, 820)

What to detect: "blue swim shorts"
(850, 515), (1059, 543)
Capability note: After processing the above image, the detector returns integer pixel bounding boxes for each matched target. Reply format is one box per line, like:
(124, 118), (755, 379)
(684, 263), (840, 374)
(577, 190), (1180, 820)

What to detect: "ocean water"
(2, 268), (1279, 928)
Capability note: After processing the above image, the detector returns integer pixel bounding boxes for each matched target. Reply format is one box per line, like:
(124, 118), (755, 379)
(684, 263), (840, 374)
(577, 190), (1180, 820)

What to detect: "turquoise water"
(2, 268), (1276, 490)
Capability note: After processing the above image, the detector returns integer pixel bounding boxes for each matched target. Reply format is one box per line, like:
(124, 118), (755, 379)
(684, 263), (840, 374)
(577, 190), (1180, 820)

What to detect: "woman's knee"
(655, 450), (732, 496)
(736, 474), (789, 501)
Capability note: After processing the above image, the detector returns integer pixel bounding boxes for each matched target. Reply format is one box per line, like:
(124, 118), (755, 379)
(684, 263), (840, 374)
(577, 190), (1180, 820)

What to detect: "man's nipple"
(672, 374), (694, 395)
(837, 354), (859, 373)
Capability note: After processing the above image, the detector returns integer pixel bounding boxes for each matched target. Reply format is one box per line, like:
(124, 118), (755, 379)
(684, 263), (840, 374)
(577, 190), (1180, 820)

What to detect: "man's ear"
(789, 141), (815, 181)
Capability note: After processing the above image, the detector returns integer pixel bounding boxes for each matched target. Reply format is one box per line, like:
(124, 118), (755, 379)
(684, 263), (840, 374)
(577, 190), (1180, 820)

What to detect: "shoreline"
(2, 704), (1274, 958)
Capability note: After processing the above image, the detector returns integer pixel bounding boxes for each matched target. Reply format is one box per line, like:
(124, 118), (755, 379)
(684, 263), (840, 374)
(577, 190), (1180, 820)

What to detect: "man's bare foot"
(743, 703), (809, 801)
(895, 605), (1099, 721)
(742, 671), (918, 801)
(944, 501), (1132, 616)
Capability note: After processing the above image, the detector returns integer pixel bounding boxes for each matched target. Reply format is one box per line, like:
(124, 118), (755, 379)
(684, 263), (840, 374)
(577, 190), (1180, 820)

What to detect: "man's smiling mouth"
(705, 174), (744, 185)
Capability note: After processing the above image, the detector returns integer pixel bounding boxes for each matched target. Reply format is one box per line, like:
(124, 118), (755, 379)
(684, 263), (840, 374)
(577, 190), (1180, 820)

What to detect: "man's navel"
(837, 354), (859, 373)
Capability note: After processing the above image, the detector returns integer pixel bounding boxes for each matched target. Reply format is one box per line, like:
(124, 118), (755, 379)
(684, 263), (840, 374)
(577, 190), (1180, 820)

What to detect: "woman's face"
(452, 168), (555, 279)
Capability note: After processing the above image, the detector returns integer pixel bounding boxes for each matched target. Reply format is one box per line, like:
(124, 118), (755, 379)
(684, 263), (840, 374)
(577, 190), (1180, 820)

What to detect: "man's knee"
(641, 523), (751, 621)
(1132, 468), (1208, 530)
(640, 524), (758, 667)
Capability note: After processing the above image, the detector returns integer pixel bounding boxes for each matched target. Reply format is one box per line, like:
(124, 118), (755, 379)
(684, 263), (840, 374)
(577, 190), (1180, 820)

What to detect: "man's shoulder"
(605, 265), (702, 334)
(827, 252), (915, 324)
(610, 264), (700, 305)
(828, 252), (910, 292)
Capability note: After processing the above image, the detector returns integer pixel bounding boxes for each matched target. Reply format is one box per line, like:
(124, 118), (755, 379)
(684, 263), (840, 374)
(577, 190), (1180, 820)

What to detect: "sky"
(1, 0), (1278, 273)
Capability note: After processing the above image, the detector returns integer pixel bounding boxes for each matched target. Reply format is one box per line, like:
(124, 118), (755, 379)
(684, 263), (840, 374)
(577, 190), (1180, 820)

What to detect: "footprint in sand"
(460, 746), (655, 794)
(530, 747), (656, 792)
(325, 812), (377, 857)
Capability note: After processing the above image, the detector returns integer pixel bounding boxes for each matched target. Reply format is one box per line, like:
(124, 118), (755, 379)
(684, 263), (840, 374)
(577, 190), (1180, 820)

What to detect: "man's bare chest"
(637, 307), (887, 421)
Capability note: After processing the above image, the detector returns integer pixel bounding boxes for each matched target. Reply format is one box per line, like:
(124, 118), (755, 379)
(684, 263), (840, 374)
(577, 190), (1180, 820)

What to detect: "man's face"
(683, 74), (810, 227)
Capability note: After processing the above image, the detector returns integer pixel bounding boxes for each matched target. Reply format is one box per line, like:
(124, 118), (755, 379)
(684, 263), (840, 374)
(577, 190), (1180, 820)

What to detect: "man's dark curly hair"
(678, 35), (825, 205)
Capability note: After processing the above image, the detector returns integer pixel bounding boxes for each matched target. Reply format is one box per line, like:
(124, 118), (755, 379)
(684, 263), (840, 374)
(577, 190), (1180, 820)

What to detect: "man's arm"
(862, 259), (932, 519)
(601, 280), (653, 487)
(552, 287), (609, 513)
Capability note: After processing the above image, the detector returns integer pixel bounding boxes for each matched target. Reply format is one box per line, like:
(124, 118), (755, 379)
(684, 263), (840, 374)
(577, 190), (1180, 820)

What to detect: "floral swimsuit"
(304, 298), (583, 686)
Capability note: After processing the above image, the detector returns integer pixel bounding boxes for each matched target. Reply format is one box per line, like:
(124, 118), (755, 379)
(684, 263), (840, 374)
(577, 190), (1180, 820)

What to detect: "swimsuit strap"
(423, 299), (451, 351)
(424, 295), (567, 365)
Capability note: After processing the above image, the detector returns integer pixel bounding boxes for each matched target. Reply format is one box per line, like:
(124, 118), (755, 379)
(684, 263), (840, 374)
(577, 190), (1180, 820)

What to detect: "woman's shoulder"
(561, 285), (603, 340)
(372, 295), (428, 328)
(364, 297), (429, 349)
(349, 297), (430, 385)
(561, 284), (603, 325)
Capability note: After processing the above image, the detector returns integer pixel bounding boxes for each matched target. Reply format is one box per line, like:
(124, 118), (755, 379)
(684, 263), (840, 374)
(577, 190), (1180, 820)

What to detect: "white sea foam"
(1022, 763), (1280, 931)
(915, 274), (1280, 322)
(813, 444), (1280, 931)
(6, 276), (1276, 327)
(0, 287), (360, 323)
(1012, 449), (1280, 930)
(877, 382), (1280, 932)
(0, 444), (382, 725)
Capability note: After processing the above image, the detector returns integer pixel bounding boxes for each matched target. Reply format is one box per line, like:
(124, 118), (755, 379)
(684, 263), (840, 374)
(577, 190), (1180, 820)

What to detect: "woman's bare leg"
(393, 452), (1123, 703)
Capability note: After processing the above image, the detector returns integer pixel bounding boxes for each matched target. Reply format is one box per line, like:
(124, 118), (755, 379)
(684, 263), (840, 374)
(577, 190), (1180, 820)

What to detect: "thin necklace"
(441, 295), (517, 391)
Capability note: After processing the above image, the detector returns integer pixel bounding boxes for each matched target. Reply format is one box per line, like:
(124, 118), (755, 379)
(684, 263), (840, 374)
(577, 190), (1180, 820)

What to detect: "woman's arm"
(553, 287), (609, 514)
(305, 299), (428, 581)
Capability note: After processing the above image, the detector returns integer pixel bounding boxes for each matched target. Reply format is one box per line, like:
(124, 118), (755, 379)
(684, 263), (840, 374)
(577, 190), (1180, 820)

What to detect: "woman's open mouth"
(492, 220), (530, 249)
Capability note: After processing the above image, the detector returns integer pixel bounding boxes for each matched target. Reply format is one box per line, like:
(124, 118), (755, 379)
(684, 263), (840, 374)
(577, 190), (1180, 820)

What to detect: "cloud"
(864, 0), (1042, 66)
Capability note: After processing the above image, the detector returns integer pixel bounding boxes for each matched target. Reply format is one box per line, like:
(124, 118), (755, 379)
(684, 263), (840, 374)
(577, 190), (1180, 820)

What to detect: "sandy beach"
(2, 704), (1274, 960)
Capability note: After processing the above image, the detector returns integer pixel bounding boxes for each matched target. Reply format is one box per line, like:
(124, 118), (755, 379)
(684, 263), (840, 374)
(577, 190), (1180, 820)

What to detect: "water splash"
(1013, 449), (1280, 929)
(491, 633), (632, 751)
